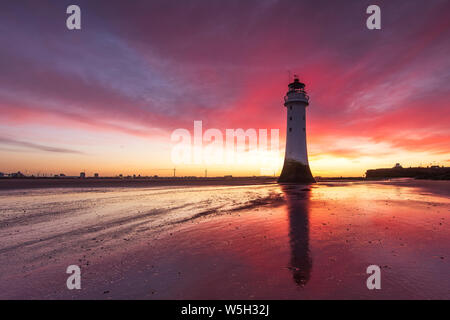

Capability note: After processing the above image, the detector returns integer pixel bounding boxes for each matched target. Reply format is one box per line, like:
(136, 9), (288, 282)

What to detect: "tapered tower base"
(278, 159), (316, 183)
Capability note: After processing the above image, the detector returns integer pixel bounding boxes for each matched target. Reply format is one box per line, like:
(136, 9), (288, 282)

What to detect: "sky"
(0, 0), (449, 177)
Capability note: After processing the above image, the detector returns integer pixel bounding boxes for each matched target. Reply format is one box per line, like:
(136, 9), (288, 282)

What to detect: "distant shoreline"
(2, 176), (448, 191)
(0, 177), (279, 191)
(366, 166), (450, 180)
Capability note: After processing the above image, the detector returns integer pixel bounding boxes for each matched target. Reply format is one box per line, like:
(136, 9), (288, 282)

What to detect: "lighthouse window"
(290, 106), (292, 110)
(303, 128), (305, 131)
(289, 128), (292, 132)
(289, 116), (292, 121)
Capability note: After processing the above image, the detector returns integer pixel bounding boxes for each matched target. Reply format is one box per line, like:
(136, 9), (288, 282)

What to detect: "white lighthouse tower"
(278, 76), (315, 183)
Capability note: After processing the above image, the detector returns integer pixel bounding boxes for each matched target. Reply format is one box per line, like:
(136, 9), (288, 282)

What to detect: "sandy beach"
(0, 179), (448, 299)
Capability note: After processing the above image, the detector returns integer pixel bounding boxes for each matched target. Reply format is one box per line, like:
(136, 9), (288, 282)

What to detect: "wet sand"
(0, 179), (449, 299)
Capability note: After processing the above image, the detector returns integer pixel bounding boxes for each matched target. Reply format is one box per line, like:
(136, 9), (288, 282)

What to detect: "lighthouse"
(278, 76), (315, 183)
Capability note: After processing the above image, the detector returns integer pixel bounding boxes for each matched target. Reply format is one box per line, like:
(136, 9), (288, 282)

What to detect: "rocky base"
(278, 159), (316, 183)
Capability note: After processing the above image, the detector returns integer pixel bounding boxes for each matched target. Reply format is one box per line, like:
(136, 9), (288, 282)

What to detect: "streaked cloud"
(0, 137), (84, 155)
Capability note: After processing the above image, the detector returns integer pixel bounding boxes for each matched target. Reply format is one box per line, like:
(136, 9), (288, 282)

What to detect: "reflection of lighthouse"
(281, 184), (312, 287)
(278, 76), (315, 183)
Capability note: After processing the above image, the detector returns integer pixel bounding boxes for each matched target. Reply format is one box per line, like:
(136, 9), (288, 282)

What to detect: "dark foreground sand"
(0, 177), (276, 190)
(0, 179), (448, 299)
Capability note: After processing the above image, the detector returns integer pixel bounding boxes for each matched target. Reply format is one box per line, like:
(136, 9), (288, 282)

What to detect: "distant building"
(0, 172), (4, 177)
(59, 173), (66, 177)
(80, 172), (86, 179)
(11, 171), (26, 178)
(94, 173), (99, 178)
(366, 165), (450, 179)
(393, 163), (403, 169)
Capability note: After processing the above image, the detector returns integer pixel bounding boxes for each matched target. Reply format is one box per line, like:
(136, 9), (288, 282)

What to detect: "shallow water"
(0, 179), (449, 299)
